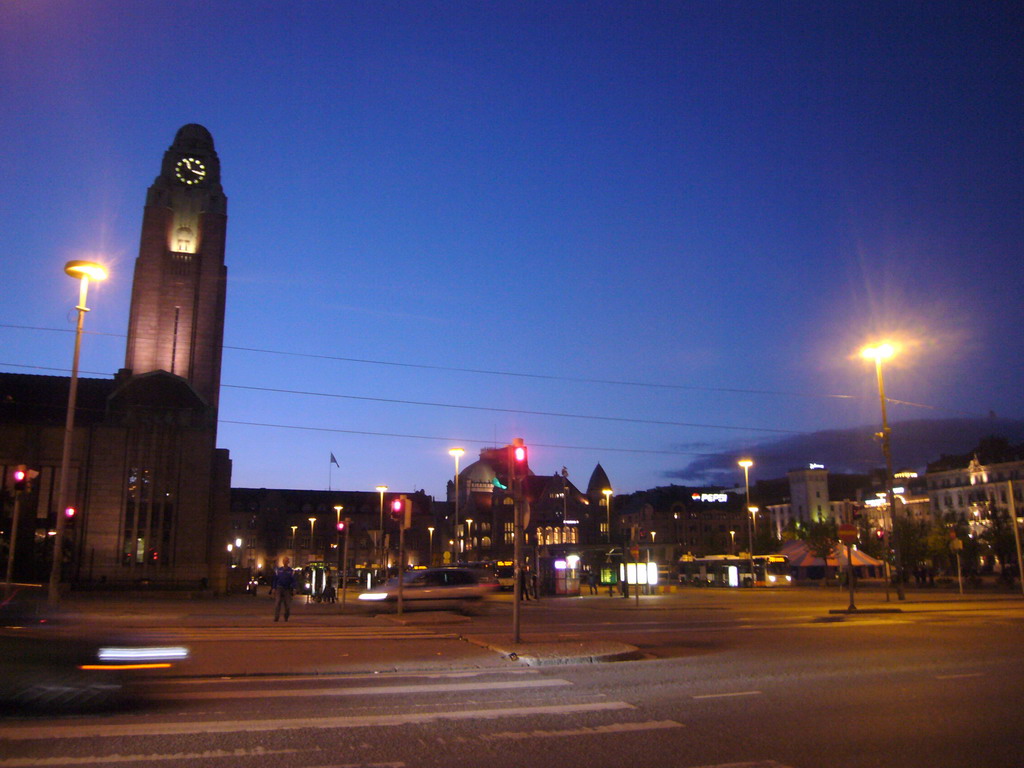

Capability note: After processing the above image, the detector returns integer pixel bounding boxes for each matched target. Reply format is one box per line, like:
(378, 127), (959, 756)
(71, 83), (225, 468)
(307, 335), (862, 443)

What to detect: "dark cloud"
(666, 418), (1024, 485)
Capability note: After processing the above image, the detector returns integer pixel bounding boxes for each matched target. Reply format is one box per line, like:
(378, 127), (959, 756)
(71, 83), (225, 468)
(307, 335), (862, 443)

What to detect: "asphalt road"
(1, 588), (1021, 767)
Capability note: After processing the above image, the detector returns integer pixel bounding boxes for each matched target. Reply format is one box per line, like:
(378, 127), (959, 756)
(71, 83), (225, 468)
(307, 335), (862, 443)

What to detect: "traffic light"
(12, 465), (27, 492)
(337, 520), (346, 532)
(510, 438), (528, 479)
(390, 496), (412, 529)
(64, 506), (76, 518)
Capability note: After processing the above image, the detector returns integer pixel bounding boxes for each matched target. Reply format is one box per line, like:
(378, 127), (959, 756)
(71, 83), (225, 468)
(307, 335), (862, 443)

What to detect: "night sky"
(2, 1), (1021, 499)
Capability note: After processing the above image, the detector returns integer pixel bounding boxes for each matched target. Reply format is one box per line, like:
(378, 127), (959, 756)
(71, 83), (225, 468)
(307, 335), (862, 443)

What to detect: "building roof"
(0, 372), (116, 427)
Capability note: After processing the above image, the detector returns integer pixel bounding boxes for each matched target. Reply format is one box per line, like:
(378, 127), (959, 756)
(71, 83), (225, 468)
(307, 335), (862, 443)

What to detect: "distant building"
(925, 437), (1024, 534)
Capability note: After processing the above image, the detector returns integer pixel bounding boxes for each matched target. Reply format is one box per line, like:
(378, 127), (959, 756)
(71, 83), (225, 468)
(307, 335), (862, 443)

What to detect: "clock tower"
(124, 123), (228, 413)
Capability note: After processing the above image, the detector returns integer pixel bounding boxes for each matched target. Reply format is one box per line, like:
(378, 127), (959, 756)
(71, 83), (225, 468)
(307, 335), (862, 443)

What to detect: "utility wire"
(219, 419), (715, 457)
(0, 322), (949, 412)
(1, 322), (863, 402)
(223, 383), (805, 434)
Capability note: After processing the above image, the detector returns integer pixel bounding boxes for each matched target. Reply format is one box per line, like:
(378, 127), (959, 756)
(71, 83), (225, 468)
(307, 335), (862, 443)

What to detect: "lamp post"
(738, 459), (754, 588)
(48, 260), (107, 606)
(729, 530), (736, 555)
(449, 448), (465, 562)
(308, 517), (316, 562)
(290, 525), (297, 555)
(427, 526), (435, 566)
(334, 504), (344, 572)
(603, 488), (613, 542)
(860, 342), (904, 600)
(465, 518), (473, 556)
(375, 485), (387, 579)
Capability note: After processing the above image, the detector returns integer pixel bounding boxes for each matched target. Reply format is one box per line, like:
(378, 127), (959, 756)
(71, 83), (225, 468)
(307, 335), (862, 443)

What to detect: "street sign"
(838, 523), (858, 544)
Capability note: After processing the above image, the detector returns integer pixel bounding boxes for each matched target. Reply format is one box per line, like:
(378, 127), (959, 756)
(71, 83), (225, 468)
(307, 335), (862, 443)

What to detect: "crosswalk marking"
(0, 701), (636, 740)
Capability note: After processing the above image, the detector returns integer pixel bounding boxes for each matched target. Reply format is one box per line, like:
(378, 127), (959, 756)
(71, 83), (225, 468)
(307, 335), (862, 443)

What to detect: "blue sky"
(2, 1), (1021, 498)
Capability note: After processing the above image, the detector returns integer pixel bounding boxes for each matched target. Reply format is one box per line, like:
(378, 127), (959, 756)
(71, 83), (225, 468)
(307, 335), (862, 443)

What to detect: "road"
(1, 589), (1021, 767)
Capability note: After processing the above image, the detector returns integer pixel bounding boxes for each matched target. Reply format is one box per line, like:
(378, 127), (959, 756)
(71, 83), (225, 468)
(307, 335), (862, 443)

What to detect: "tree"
(804, 519), (838, 585)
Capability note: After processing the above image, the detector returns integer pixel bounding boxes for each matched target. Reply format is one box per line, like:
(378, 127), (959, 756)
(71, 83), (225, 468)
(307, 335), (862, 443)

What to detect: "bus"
(678, 554), (791, 588)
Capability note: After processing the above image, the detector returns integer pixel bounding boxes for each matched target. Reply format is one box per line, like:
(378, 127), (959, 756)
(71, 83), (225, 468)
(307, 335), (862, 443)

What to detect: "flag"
(330, 453), (340, 467)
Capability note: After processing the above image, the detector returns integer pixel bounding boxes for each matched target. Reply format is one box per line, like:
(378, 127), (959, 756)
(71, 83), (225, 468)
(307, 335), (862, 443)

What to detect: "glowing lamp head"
(64, 507), (76, 518)
(64, 260), (108, 282)
(860, 342), (896, 362)
(448, 447), (465, 459)
(738, 459), (753, 469)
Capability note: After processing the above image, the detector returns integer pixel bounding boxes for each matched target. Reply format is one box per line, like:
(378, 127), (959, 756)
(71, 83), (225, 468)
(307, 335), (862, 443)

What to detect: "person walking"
(271, 556), (296, 622)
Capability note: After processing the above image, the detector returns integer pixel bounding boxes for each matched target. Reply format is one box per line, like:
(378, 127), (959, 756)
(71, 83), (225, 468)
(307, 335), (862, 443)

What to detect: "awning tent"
(778, 539), (883, 575)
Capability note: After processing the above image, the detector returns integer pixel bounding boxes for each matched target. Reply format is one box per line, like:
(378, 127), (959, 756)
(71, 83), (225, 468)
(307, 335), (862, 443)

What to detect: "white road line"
(934, 672), (985, 680)
(480, 719), (683, 741)
(692, 690), (762, 700)
(151, 678), (572, 700)
(0, 701), (635, 741)
(0, 747), (300, 767)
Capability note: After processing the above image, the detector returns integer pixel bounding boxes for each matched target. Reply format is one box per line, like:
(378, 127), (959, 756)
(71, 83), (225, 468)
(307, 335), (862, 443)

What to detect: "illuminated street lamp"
(48, 260), (107, 606)
(308, 516), (317, 561)
(602, 488), (613, 542)
(860, 341), (904, 600)
(729, 530), (736, 555)
(465, 518), (473, 554)
(290, 525), (298, 553)
(449, 448), (465, 560)
(334, 504), (344, 570)
(738, 459), (754, 587)
(376, 485), (388, 577)
(427, 526), (435, 565)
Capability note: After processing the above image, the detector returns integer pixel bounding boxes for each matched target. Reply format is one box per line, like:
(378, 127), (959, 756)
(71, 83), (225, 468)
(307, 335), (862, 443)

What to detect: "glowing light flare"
(860, 342), (897, 362)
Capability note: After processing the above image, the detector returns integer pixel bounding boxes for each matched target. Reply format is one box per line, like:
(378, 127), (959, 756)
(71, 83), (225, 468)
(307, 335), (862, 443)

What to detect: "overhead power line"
(219, 419), (715, 457)
(1, 322), (860, 401)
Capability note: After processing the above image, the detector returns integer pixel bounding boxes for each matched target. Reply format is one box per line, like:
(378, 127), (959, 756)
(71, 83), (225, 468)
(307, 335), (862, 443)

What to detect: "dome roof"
(461, 459), (497, 484)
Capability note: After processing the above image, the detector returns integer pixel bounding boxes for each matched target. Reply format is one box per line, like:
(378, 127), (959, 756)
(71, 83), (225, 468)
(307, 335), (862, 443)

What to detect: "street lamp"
(860, 341), (904, 600)
(334, 504), (344, 571)
(376, 485), (388, 577)
(290, 525), (298, 554)
(449, 448), (465, 561)
(602, 488), (613, 542)
(427, 526), (435, 566)
(48, 260), (107, 606)
(729, 530), (736, 555)
(308, 517), (317, 561)
(465, 518), (473, 555)
(738, 459), (754, 587)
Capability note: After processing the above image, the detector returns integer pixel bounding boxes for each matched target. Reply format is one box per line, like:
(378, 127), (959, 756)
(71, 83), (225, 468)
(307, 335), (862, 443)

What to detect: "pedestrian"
(271, 556), (296, 622)
(587, 569), (598, 595)
(519, 568), (531, 601)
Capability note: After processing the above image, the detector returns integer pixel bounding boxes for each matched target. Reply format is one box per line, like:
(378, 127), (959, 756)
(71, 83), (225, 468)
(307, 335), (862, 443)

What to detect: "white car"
(358, 566), (499, 610)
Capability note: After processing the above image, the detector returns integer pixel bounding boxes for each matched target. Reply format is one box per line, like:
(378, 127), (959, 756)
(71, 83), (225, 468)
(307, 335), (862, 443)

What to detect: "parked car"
(358, 566), (499, 611)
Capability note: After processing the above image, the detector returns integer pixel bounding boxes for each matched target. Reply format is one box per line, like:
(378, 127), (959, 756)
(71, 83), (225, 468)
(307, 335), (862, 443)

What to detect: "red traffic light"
(514, 445), (526, 463)
(337, 521), (345, 531)
(13, 466), (27, 491)
(64, 507), (76, 518)
(391, 498), (404, 517)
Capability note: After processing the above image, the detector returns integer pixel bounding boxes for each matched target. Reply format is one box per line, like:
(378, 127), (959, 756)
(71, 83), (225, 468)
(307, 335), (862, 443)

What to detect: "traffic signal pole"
(4, 488), (23, 598)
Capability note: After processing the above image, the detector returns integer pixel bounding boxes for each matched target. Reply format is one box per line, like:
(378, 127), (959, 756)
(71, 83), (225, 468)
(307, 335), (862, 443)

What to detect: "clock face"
(175, 156), (207, 186)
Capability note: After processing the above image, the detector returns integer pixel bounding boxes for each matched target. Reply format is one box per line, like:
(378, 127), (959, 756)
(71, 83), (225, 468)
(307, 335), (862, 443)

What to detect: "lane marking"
(151, 678), (572, 700)
(0, 701), (635, 740)
(692, 690), (762, 700)
(480, 719), (683, 741)
(934, 672), (985, 680)
(0, 746), (300, 767)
